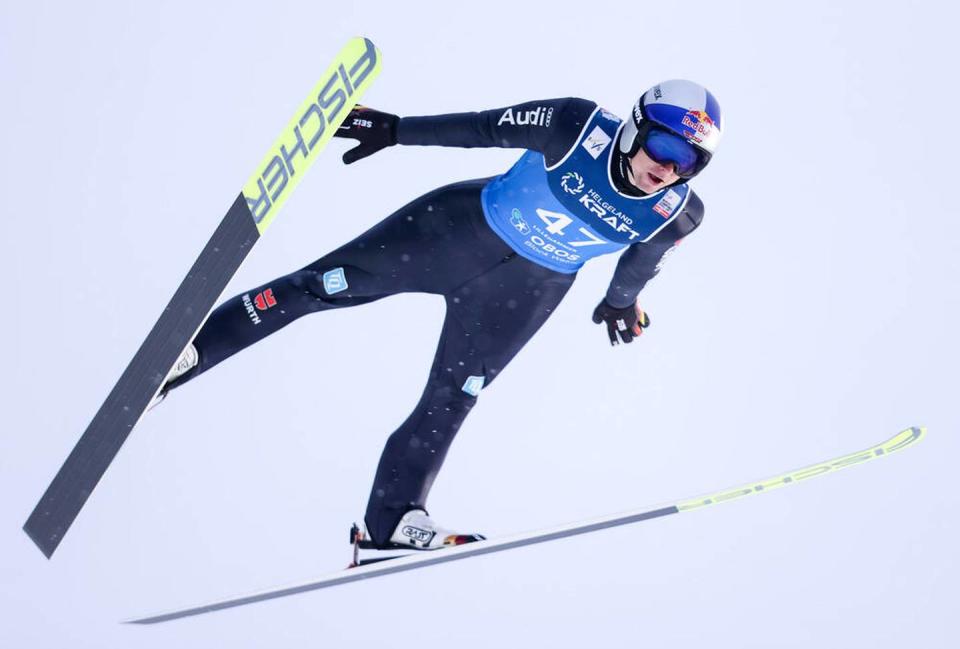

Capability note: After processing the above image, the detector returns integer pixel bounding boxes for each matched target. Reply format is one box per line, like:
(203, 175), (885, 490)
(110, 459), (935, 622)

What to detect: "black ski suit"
(168, 98), (704, 545)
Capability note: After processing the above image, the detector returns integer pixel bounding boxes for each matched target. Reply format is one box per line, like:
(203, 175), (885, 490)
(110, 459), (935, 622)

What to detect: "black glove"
(591, 299), (651, 346)
(334, 105), (399, 164)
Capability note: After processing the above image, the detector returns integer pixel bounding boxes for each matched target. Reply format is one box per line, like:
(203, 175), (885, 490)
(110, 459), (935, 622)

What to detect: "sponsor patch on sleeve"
(653, 189), (682, 218)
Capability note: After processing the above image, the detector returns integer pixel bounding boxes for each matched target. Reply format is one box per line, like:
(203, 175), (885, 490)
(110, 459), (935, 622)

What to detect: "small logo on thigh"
(254, 288), (278, 310)
(242, 293), (262, 325)
(323, 267), (348, 295)
(462, 375), (485, 396)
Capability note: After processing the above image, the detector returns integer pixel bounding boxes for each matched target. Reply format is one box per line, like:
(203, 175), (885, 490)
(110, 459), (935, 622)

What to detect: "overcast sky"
(2, 1), (957, 647)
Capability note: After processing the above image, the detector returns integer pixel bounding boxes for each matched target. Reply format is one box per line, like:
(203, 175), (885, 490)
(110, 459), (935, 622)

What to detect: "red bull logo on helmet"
(681, 109), (716, 145)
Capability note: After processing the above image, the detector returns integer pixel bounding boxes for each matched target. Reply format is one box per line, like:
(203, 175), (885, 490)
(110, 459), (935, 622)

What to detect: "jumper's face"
(627, 148), (681, 193)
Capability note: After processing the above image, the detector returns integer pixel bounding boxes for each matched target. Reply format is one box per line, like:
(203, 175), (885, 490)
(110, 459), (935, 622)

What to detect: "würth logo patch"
(254, 288), (278, 311)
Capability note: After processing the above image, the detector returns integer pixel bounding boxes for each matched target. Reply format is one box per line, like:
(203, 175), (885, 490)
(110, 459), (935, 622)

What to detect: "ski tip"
(676, 426), (927, 514)
(352, 35), (378, 47)
(885, 426), (927, 453)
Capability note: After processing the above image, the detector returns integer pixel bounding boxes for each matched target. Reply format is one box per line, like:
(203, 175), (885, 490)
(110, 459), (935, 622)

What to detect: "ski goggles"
(639, 126), (708, 178)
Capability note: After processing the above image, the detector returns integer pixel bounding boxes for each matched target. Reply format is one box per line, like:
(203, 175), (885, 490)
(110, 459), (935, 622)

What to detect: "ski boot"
(349, 509), (486, 567)
(147, 343), (198, 410)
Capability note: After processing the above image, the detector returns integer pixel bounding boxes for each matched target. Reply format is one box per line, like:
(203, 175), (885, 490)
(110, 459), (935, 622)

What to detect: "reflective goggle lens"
(641, 128), (704, 177)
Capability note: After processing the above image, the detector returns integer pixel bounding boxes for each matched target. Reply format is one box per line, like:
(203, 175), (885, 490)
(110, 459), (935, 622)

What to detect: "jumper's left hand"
(591, 299), (650, 346)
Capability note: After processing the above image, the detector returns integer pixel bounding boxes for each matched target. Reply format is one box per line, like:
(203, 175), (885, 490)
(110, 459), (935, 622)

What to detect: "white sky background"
(1, 0), (957, 646)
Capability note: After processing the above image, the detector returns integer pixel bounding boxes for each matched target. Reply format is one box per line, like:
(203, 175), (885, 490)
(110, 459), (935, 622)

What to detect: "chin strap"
(611, 147), (646, 196)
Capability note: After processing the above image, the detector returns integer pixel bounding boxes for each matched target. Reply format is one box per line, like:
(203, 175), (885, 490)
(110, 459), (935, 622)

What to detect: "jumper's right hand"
(591, 299), (651, 346)
(334, 106), (399, 164)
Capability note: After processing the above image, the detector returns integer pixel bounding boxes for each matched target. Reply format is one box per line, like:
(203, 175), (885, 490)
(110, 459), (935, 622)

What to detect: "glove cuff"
(389, 115), (403, 145)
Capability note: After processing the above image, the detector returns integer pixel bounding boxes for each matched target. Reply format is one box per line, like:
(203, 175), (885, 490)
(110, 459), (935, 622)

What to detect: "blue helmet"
(619, 79), (723, 180)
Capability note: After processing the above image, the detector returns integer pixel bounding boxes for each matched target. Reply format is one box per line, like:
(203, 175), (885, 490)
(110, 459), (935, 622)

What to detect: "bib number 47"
(535, 208), (604, 247)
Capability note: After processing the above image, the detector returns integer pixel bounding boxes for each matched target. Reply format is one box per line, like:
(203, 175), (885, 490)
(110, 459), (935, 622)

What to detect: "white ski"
(127, 426), (924, 624)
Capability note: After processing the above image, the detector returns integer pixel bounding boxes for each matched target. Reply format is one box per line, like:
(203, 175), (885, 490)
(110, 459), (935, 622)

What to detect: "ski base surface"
(24, 37), (382, 559)
(24, 195), (259, 557)
(127, 426), (925, 625)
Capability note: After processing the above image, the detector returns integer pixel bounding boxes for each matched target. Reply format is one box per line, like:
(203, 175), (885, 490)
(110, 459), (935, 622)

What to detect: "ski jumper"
(167, 98), (706, 545)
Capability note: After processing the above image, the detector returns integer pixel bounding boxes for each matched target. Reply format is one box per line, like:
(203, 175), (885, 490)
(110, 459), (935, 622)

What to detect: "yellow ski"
(128, 427), (924, 624)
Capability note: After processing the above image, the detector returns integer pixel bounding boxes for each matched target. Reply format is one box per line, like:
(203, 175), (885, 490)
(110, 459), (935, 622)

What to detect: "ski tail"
(126, 427), (925, 624)
(23, 196), (260, 558)
(23, 37), (382, 559)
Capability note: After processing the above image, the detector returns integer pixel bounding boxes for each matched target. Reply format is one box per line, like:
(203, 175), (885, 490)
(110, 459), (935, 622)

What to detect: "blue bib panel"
(480, 108), (691, 273)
